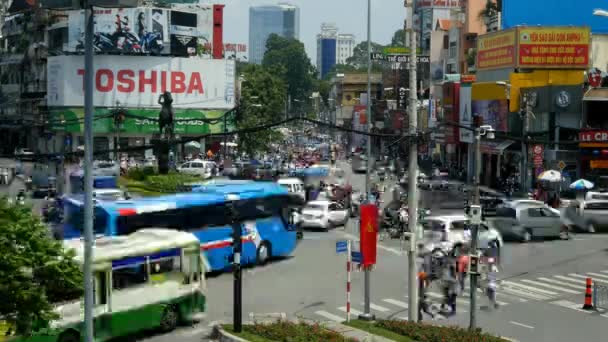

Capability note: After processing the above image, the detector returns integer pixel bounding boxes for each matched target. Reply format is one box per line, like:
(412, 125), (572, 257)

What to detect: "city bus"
(59, 181), (303, 272)
(6, 229), (206, 342)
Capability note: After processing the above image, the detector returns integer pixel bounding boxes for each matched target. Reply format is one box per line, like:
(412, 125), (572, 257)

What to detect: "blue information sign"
(336, 240), (348, 254)
(351, 251), (362, 263)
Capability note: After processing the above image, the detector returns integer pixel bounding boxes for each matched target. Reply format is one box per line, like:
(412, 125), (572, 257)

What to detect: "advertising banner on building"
(49, 107), (231, 135)
(67, 8), (169, 54)
(471, 99), (508, 132)
(477, 29), (517, 70)
(415, 0), (463, 8)
(517, 27), (590, 69)
(477, 26), (590, 71)
(170, 7), (213, 56)
(47, 55), (236, 109)
(351, 105), (367, 149)
(459, 84), (473, 143)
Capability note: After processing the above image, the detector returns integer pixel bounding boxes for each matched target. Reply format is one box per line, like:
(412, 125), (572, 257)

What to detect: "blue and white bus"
(60, 181), (303, 272)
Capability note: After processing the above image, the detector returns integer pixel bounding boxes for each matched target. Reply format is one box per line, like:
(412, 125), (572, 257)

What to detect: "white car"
(419, 215), (504, 255)
(93, 160), (120, 177)
(177, 159), (215, 179)
(14, 148), (34, 160)
(299, 200), (349, 231)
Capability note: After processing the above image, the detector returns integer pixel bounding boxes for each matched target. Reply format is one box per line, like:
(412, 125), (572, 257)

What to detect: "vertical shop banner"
(351, 105), (367, 149)
(471, 100), (508, 132)
(359, 204), (378, 266)
(459, 85), (473, 143)
(517, 27), (590, 69)
(67, 8), (169, 54)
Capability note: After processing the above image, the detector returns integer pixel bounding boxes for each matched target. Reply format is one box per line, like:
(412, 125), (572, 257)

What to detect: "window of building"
(449, 42), (457, 58)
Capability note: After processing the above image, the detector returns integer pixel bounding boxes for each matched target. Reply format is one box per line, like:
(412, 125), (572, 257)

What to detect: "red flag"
(359, 204), (378, 266)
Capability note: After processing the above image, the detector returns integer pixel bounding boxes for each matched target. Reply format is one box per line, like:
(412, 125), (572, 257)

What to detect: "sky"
(213, 0), (407, 65)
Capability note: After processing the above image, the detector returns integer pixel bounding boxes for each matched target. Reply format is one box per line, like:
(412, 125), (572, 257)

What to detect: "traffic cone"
(583, 277), (594, 310)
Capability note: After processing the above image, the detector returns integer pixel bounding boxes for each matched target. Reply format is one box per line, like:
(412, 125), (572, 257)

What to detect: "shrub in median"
(376, 320), (509, 342)
(243, 320), (358, 342)
(144, 173), (200, 193)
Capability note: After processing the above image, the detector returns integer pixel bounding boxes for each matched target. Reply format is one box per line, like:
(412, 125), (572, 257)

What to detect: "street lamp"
(593, 8), (608, 17)
(469, 124), (494, 330)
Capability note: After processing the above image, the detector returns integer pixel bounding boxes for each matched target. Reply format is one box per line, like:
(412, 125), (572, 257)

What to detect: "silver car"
(493, 204), (568, 242)
(419, 215), (504, 255)
(563, 200), (608, 233)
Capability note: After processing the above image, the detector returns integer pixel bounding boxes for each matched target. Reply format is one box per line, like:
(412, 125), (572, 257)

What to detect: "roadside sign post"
(337, 240), (353, 322)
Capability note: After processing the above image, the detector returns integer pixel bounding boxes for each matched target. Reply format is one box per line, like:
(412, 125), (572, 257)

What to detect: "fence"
(594, 283), (608, 311)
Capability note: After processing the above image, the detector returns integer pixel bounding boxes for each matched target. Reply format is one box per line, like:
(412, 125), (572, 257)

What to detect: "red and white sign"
(579, 130), (608, 142)
(47, 55), (235, 109)
(588, 68), (603, 88)
(532, 144), (543, 155)
(533, 155), (543, 167)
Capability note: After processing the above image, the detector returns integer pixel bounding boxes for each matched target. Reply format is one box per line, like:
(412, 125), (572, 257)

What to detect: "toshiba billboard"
(47, 55), (236, 109)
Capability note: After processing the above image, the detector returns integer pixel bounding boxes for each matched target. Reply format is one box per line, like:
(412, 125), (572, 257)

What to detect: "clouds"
(217, 0), (405, 65)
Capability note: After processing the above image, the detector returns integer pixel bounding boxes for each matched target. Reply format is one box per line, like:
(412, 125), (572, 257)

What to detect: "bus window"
(66, 207), (109, 235)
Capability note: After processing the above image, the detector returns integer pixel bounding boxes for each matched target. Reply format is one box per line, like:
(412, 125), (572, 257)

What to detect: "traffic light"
(469, 254), (480, 275)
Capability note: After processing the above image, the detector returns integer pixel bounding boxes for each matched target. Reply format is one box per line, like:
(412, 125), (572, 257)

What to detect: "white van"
(278, 178), (305, 201)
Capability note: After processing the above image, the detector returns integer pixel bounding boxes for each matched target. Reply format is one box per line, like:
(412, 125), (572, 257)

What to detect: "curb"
(213, 325), (249, 342)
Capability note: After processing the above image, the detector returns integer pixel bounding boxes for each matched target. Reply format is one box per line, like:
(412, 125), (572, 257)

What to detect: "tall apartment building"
(413, 0), (463, 52)
(316, 23), (355, 79)
(248, 3), (300, 64)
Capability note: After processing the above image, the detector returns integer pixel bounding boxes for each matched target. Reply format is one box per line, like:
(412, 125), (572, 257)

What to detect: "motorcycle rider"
(16, 189), (26, 204)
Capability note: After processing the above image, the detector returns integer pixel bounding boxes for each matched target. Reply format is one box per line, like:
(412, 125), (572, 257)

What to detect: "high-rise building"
(316, 23), (355, 79)
(249, 3), (300, 64)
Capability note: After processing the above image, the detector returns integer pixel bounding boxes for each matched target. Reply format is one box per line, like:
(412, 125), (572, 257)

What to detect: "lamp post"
(470, 124), (495, 330)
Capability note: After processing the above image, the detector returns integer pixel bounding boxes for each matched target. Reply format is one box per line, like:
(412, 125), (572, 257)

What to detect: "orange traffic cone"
(583, 277), (594, 310)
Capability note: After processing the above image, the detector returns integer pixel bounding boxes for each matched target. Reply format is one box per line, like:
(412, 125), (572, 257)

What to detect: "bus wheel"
(257, 242), (271, 265)
(57, 330), (80, 342)
(160, 306), (179, 332)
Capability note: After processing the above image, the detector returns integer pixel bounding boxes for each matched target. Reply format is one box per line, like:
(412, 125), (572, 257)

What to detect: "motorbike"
(140, 31), (164, 55)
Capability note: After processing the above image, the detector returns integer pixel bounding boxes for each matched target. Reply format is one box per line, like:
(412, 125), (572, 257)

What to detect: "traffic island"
(345, 319), (511, 342)
(217, 321), (361, 341)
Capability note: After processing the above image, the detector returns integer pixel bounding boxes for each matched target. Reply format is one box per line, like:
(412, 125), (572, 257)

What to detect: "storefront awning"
(480, 139), (514, 155)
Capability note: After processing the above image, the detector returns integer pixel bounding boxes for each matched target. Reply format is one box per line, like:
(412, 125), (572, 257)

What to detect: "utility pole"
(521, 94), (530, 192)
(406, 0), (419, 323)
(228, 200), (243, 332)
(223, 111), (228, 160)
(83, 5), (95, 342)
(359, 0), (375, 322)
(470, 129), (482, 330)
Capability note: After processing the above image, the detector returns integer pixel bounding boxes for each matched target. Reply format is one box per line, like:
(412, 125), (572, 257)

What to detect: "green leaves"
(0, 197), (83, 334)
(375, 319), (510, 342)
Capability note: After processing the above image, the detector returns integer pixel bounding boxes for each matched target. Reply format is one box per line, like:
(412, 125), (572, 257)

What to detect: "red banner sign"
(580, 130), (608, 142)
(359, 204), (378, 266)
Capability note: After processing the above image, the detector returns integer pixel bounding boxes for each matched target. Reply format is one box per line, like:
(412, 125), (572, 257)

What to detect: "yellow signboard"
(590, 160), (608, 169)
(517, 27), (590, 69)
(477, 30), (517, 70)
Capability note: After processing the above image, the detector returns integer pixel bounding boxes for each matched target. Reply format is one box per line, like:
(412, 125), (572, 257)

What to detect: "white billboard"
(459, 84), (473, 143)
(67, 8), (170, 54)
(47, 55), (235, 109)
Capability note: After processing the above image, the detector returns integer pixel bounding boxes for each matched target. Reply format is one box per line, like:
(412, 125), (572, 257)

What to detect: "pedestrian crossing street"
(313, 269), (608, 323)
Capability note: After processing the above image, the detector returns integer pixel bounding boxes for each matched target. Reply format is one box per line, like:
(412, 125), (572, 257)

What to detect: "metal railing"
(594, 282), (608, 311)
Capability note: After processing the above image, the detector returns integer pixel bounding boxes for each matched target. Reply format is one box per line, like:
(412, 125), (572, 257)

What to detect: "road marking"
(502, 280), (559, 296)
(462, 291), (509, 306)
(569, 273), (608, 283)
(177, 325), (212, 338)
(315, 310), (344, 322)
(499, 284), (551, 301)
(338, 306), (362, 316)
(509, 321), (534, 329)
(427, 292), (470, 306)
(587, 272), (608, 281)
(551, 300), (592, 314)
(383, 298), (409, 309)
(369, 303), (391, 312)
(341, 232), (404, 255)
(601, 270), (608, 274)
(520, 279), (579, 294)
(553, 275), (587, 284)
(537, 277), (584, 290)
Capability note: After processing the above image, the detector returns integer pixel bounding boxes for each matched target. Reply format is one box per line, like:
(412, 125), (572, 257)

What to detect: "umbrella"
(569, 179), (594, 190)
(185, 141), (201, 149)
(537, 170), (563, 182)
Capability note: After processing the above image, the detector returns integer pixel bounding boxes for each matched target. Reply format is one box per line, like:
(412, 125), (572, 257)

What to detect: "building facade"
(248, 3), (300, 65)
(316, 23), (337, 79)
(336, 33), (355, 65)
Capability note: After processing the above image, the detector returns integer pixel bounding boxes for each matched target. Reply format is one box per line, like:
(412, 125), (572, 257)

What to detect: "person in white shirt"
(486, 264), (499, 309)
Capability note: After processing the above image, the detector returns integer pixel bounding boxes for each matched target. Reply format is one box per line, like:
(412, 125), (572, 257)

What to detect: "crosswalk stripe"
(587, 272), (608, 281)
(315, 310), (344, 322)
(427, 292), (470, 306)
(553, 275), (587, 284)
(520, 279), (579, 294)
(338, 306), (362, 316)
(537, 277), (584, 290)
(497, 286), (550, 301)
(462, 291), (509, 306)
(568, 273), (608, 283)
(600, 270), (608, 274)
(383, 299), (409, 309)
(502, 281), (559, 296)
(551, 300), (593, 314)
(370, 303), (390, 312)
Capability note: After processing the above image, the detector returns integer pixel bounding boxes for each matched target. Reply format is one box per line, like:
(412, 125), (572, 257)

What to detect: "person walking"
(441, 264), (458, 316)
(457, 248), (469, 295)
(418, 271), (435, 321)
(486, 263), (499, 309)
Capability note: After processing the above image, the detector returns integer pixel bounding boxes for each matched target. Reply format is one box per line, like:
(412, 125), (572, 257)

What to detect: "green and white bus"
(7, 228), (207, 342)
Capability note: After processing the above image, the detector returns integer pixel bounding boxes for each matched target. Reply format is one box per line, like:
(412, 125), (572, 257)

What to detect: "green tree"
(0, 198), (83, 334)
(345, 41), (386, 71)
(237, 64), (286, 157)
(390, 29), (406, 46)
(262, 34), (316, 102)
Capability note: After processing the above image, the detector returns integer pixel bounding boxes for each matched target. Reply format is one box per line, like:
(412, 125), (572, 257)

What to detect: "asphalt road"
(4, 158), (608, 341)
